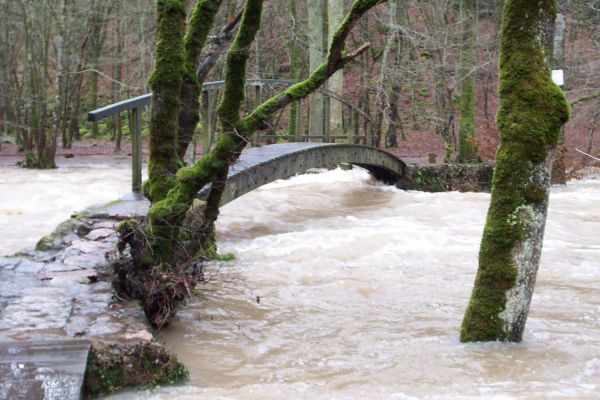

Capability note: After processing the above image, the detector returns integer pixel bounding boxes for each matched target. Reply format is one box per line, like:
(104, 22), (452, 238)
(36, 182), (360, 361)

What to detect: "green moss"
(178, 0), (223, 159)
(460, 0), (570, 342)
(116, 219), (139, 233)
(214, 252), (236, 261)
(84, 343), (188, 397)
(407, 164), (493, 192)
(183, 0), (222, 77)
(143, 0), (266, 267)
(35, 219), (90, 251)
(147, 0), (187, 203)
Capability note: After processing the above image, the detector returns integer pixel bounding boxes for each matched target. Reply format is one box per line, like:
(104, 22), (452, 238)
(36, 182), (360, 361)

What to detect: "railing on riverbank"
(87, 78), (377, 193)
(88, 94), (148, 193)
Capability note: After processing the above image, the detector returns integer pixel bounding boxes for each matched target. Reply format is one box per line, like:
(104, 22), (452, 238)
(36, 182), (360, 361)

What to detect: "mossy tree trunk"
(460, 0), (570, 342)
(177, 0), (224, 160)
(144, 0), (386, 268)
(456, 0), (480, 163)
(128, 0), (386, 328)
(146, 0), (187, 203)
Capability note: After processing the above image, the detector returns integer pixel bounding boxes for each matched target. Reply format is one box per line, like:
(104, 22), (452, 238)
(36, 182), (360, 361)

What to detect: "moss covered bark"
(145, 0), (264, 265)
(460, 0), (570, 342)
(177, 0), (223, 160)
(147, 0), (187, 202)
(144, 0), (385, 266)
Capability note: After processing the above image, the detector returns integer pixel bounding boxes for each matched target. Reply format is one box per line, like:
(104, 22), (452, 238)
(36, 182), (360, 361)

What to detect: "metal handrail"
(87, 78), (373, 192)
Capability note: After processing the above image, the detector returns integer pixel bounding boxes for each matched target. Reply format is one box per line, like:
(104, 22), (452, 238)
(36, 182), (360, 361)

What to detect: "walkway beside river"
(0, 195), (151, 399)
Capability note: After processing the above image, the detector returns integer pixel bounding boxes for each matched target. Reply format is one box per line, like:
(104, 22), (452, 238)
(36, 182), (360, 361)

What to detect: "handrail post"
(131, 107), (142, 193)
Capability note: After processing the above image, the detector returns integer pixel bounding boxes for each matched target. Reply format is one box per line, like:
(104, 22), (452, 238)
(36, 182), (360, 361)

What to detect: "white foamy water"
(0, 165), (132, 255)
(106, 167), (600, 400)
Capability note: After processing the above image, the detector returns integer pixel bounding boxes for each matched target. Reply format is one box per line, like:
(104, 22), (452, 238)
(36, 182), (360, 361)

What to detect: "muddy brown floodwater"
(0, 165), (133, 255)
(2, 164), (599, 399)
(108, 167), (600, 400)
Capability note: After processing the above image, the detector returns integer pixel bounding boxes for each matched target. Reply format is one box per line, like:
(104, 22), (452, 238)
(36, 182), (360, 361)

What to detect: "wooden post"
(201, 91), (210, 154)
(352, 108), (359, 144)
(296, 99), (303, 142)
(131, 107), (142, 193)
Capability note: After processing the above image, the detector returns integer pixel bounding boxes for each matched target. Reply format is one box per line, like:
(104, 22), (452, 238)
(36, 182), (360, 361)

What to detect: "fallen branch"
(575, 148), (600, 161)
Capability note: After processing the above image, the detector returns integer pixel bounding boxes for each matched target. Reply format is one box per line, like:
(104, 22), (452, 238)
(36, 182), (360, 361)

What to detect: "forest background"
(0, 0), (598, 170)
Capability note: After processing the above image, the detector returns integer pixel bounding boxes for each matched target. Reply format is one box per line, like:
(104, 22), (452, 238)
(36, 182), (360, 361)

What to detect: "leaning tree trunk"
(176, 0), (223, 160)
(460, 0), (570, 342)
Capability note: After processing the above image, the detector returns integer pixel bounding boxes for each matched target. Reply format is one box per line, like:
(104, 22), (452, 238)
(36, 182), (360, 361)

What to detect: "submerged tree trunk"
(460, 0), (570, 342)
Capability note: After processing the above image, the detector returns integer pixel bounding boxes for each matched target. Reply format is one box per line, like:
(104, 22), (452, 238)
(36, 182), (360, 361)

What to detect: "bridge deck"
(199, 142), (407, 205)
(229, 142), (335, 175)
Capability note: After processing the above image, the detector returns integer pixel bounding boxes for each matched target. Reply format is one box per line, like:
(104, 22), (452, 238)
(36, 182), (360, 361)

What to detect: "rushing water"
(0, 165), (132, 255)
(2, 164), (599, 398)
(107, 167), (599, 400)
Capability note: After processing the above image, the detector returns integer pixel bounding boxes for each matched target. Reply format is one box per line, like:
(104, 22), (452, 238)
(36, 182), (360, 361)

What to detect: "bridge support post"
(131, 107), (142, 193)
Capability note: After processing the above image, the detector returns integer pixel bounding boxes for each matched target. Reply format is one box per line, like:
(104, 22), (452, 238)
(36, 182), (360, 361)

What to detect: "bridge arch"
(198, 143), (407, 206)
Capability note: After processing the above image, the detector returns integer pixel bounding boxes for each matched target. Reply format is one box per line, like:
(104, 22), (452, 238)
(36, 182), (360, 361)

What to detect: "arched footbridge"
(198, 142), (408, 206)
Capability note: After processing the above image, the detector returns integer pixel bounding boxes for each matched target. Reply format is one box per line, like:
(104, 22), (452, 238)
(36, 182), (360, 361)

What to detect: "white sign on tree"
(552, 69), (564, 86)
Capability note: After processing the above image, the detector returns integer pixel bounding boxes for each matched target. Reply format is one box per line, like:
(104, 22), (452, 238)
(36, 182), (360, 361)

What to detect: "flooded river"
(0, 165), (132, 255)
(2, 164), (600, 398)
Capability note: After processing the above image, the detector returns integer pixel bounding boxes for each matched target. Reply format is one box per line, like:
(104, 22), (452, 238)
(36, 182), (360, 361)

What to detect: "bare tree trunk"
(456, 0), (480, 163)
(461, 0), (570, 342)
(308, 0), (327, 141)
(288, 0), (301, 139)
(112, 1), (125, 152)
(328, 0), (344, 140)
(52, 0), (67, 160)
(551, 8), (567, 183)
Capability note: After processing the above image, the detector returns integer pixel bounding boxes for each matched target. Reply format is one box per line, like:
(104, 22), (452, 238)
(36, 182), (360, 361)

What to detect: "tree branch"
(241, 0), (387, 132)
(197, 9), (243, 83)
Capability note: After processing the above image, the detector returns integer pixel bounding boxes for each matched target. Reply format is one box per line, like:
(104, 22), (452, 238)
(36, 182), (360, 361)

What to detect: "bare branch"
(242, 0), (388, 132)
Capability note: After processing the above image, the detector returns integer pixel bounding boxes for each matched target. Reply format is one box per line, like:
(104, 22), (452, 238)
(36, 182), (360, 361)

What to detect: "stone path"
(0, 340), (90, 399)
(0, 194), (150, 399)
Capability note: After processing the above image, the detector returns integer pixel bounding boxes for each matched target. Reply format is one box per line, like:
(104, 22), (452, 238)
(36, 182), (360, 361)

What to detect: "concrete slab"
(0, 339), (90, 400)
